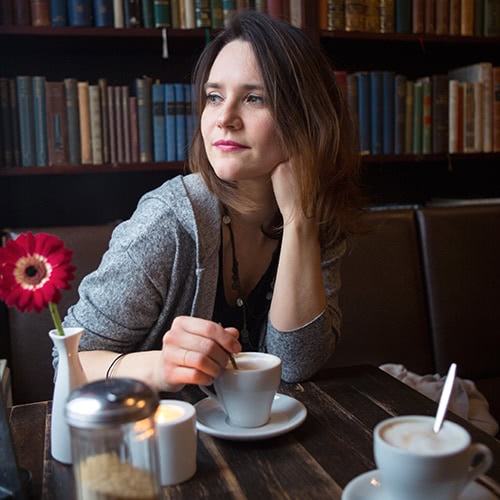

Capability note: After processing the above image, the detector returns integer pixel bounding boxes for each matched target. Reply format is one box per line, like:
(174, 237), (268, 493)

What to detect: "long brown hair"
(189, 10), (365, 247)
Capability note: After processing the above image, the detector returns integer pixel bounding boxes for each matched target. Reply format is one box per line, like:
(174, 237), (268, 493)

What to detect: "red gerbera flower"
(0, 232), (75, 335)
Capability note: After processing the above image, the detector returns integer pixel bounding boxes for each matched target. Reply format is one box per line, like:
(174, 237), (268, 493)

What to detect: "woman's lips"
(213, 140), (249, 152)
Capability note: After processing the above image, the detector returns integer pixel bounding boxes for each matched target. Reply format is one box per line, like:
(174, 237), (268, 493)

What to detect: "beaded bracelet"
(106, 352), (129, 380)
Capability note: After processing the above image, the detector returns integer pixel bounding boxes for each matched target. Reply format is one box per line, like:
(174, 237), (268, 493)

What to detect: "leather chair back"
(2, 224), (117, 404)
(331, 209), (435, 374)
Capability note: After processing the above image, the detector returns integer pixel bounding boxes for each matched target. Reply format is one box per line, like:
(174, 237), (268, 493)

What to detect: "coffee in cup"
(374, 415), (493, 500)
(199, 352), (281, 428)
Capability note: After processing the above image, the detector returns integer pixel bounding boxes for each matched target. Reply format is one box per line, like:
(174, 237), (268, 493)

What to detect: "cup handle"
(198, 385), (226, 413)
(465, 443), (493, 484)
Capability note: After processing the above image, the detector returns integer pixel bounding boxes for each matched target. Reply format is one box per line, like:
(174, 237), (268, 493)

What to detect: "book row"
(335, 61), (500, 155)
(0, 0), (303, 29)
(320, 0), (500, 37)
(0, 76), (196, 168)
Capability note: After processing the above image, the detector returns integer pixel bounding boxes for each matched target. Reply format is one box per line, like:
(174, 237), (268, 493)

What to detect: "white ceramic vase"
(49, 327), (87, 464)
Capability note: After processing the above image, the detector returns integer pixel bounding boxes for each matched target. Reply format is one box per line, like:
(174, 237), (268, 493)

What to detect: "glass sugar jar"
(65, 378), (161, 500)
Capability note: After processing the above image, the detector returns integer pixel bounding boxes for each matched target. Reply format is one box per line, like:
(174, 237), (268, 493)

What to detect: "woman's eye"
(246, 94), (264, 104)
(206, 93), (222, 104)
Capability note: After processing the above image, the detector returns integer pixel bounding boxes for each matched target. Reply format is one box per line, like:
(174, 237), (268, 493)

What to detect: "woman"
(62, 10), (363, 392)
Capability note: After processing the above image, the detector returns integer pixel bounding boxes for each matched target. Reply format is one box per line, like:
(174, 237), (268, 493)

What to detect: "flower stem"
(49, 302), (65, 336)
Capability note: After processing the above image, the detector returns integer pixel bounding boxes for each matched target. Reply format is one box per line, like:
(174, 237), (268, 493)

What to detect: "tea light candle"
(155, 400), (197, 486)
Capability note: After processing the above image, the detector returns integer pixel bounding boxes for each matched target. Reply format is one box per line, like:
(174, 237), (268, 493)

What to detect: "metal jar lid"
(65, 378), (159, 429)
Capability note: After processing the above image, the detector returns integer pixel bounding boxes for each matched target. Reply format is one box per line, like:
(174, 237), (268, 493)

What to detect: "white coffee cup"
(374, 415), (493, 500)
(199, 352), (282, 428)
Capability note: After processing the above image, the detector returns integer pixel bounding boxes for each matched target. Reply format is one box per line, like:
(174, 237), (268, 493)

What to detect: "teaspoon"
(433, 362), (457, 433)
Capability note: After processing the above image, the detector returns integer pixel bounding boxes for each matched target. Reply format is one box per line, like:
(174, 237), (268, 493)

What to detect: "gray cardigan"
(63, 174), (345, 382)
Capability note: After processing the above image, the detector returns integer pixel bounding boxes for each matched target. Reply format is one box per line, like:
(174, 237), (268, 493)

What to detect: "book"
(412, 0), (424, 33)
(420, 77), (432, 154)
(77, 81), (92, 164)
(0, 78), (13, 166)
(89, 85), (103, 164)
(431, 74), (449, 154)
(129, 96), (139, 162)
(474, 0), (484, 35)
(356, 71), (371, 155)
(448, 79), (459, 153)
(9, 79), (21, 166)
(394, 0), (411, 33)
(16, 76), (36, 167)
(379, 0), (395, 33)
(382, 71), (395, 154)
(113, 0), (124, 27)
(64, 78), (81, 165)
(98, 79), (109, 163)
(484, 0), (500, 36)
(165, 83), (176, 161)
(154, 0), (172, 27)
(345, 0), (366, 31)
(152, 82), (166, 162)
(50, 0), (67, 26)
(404, 80), (414, 154)
(107, 86), (116, 164)
(222, 0), (236, 26)
(412, 80), (423, 154)
(170, 0), (181, 27)
(394, 73), (406, 155)
(211, 0), (223, 28)
(424, 0), (435, 33)
(327, 0), (345, 31)
(174, 82), (186, 161)
(266, 0), (286, 20)
(141, 0), (154, 27)
(30, 0), (50, 26)
(435, 0), (449, 34)
(14, 0), (31, 25)
(370, 71), (383, 155)
(124, 0), (142, 26)
(460, 0), (474, 35)
(32, 75), (48, 166)
(0, 0), (14, 25)
(114, 85), (123, 163)
(365, 0), (379, 33)
(493, 67), (500, 152)
(334, 70), (348, 98)
(181, 0), (195, 28)
(184, 82), (195, 146)
(346, 73), (359, 123)
(135, 77), (153, 163)
(94, 0), (113, 27)
(45, 81), (69, 166)
(449, 0), (460, 35)
(195, 0), (211, 27)
(461, 81), (475, 152)
(67, 0), (92, 26)
(121, 85), (131, 163)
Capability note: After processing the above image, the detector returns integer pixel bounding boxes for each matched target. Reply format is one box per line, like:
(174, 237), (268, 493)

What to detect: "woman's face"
(201, 40), (286, 184)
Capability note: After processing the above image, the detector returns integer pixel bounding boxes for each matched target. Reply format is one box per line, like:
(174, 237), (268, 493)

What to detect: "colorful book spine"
(382, 71), (395, 154)
(141, 0), (154, 27)
(181, 0), (195, 28)
(195, 0), (211, 27)
(448, 79), (459, 153)
(174, 83), (186, 161)
(94, 0), (113, 26)
(98, 79), (109, 163)
(77, 81), (92, 164)
(129, 96), (139, 162)
(345, 0), (366, 31)
(114, 86), (124, 163)
(404, 80), (414, 154)
(64, 78), (81, 165)
(50, 0), (67, 26)
(412, 80), (423, 154)
(135, 77), (153, 163)
(394, 0), (411, 33)
(152, 83), (166, 162)
(424, 0), (435, 34)
(124, 0), (142, 27)
(46, 81), (69, 166)
(365, 0), (380, 33)
(356, 71), (371, 155)
(222, 0), (236, 25)
(68, 0), (92, 26)
(30, 0), (50, 26)
(121, 85), (131, 162)
(14, 0), (31, 25)
(165, 83), (177, 161)
(113, 0), (124, 27)
(211, 0), (223, 28)
(431, 74), (449, 154)
(484, 0), (500, 36)
(89, 84), (103, 164)
(154, 0), (172, 27)
(9, 79), (21, 166)
(420, 78), (432, 154)
(394, 73), (406, 155)
(449, 0), (460, 35)
(32, 75), (48, 166)
(107, 86), (117, 164)
(370, 71), (383, 155)
(380, 0), (395, 33)
(16, 76), (36, 167)
(435, 0), (449, 34)
(412, 0), (424, 33)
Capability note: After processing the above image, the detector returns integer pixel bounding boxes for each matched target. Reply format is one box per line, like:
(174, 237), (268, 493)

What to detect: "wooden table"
(9, 365), (500, 499)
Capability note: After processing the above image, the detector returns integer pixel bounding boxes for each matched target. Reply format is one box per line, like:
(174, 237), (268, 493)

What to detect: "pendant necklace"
(222, 206), (250, 343)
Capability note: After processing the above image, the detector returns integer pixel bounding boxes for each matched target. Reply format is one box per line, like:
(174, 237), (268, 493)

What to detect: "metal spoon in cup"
(433, 362), (457, 433)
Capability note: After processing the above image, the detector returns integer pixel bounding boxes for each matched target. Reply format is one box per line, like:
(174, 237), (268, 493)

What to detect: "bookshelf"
(1, 5), (500, 228)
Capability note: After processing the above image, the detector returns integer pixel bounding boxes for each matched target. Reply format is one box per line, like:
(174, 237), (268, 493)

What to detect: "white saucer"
(194, 393), (307, 441)
(342, 469), (497, 500)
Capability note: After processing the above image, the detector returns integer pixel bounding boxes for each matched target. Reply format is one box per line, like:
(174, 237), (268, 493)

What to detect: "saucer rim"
(341, 469), (496, 500)
(194, 393), (307, 441)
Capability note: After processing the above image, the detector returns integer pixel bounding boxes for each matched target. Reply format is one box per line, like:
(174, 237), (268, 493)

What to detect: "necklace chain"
(222, 206), (249, 342)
